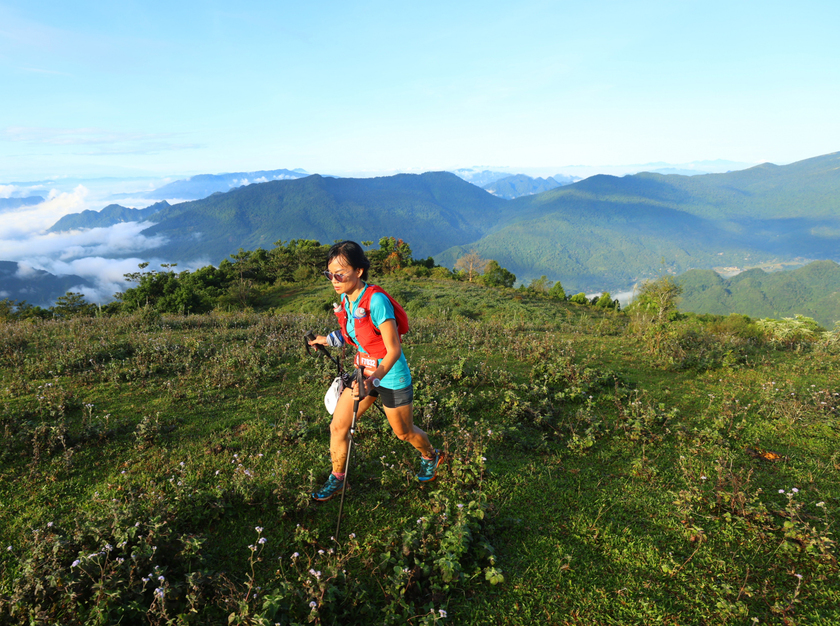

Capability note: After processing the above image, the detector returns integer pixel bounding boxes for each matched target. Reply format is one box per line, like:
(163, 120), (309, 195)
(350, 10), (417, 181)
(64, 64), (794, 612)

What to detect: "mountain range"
(0, 261), (94, 307)
(0, 196), (44, 211)
(43, 151), (840, 294)
(677, 260), (840, 328)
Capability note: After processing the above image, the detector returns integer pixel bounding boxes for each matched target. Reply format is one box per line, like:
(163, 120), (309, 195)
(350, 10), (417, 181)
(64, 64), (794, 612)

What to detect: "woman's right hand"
(307, 335), (328, 347)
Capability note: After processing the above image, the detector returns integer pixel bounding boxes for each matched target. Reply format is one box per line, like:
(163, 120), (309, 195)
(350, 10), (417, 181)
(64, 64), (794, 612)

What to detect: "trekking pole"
(304, 330), (341, 368)
(335, 366), (365, 539)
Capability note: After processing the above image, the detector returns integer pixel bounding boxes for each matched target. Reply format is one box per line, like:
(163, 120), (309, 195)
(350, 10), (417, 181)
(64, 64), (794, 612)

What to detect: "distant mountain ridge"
(0, 261), (94, 307)
(137, 168), (309, 201)
(48, 201), (170, 232)
(482, 175), (563, 199)
(0, 196), (44, 211)
(676, 261), (840, 328)
(46, 151), (840, 293)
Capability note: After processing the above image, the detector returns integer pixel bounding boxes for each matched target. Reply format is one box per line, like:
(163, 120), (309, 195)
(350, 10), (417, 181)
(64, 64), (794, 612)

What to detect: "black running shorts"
(369, 384), (413, 408)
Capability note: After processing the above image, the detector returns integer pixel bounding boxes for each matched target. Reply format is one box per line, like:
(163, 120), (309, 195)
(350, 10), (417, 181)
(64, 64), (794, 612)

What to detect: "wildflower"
(779, 489), (785, 494)
(795, 573), (803, 580)
(142, 576), (150, 583)
(47, 522), (53, 528)
(180, 461), (185, 467)
(700, 476), (707, 480)
(255, 526), (263, 533)
(249, 545), (256, 551)
(154, 587), (164, 598)
(104, 544), (113, 552)
(792, 487), (799, 493)
(71, 559), (81, 567)
(349, 533), (356, 539)
(292, 552), (299, 559)
(817, 502), (826, 508)
(309, 601), (317, 609)
(158, 575), (165, 582)
(457, 503), (464, 509)
(258, 537), (267, 544)
(439, 609), (448, 618)
(318, 549), (324, 554)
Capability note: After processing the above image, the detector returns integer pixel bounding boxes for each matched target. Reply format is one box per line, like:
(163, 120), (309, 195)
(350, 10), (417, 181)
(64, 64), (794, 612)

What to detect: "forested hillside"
(677, 260), (840, 327)
(44, 152), (840, 294)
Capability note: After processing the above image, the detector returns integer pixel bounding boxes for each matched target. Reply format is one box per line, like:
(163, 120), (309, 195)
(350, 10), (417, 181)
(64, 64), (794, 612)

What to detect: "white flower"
(255, 526), (263, 533)
(791, 487), (799, 493)
(439, 609), (448, 618)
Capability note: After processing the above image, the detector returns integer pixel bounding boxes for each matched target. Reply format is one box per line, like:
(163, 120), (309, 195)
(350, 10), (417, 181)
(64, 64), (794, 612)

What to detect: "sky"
(2, 0), (839, 184)
(1, 0), (839, 302)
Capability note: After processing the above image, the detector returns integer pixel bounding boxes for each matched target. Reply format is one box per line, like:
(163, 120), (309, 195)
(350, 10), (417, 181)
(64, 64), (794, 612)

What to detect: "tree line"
(0, 237), (618, 320)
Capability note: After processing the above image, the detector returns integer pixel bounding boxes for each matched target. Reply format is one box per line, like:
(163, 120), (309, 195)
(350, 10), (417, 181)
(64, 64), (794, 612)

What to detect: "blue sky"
(1, 0), (839, 181)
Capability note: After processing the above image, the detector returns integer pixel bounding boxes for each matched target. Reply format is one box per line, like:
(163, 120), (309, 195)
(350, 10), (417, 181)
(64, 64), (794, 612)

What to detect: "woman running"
(308, 240), (442, 501)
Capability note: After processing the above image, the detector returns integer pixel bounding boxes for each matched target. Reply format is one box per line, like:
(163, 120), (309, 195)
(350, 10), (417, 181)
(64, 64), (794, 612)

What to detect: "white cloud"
(14, 263), (40, 279)
(0, 185), (18, 199)
(0, 221), (170, 262)
(36, 256), (210, 304)
(0, 185), (91, 238)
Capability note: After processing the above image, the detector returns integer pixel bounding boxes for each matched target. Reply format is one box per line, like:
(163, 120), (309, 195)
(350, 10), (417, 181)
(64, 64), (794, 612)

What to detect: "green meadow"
(1, 278), (839, 625)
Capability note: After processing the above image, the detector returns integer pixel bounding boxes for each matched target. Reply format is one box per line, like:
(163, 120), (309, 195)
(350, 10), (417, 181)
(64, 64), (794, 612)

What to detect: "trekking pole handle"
(304, 330), (331, 358)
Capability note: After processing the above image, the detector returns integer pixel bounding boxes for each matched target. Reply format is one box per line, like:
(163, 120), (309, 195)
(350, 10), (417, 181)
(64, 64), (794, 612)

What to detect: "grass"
(1, 278), (839, 624)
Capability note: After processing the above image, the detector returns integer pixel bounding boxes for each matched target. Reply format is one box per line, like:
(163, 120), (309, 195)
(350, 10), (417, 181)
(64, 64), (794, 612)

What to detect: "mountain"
(103, 172), (509, 262)
(46, 152), (840, 295)
(435, 152), (840, 290)
(48, 201), (170, 232)
(676, 261), (840, 328)
(0, 196), (44, 211)
(140, 169), (309, 201)
(449, 168), (512, 187)
(482, 175), (563, 199)
(0, 261), (94, 307)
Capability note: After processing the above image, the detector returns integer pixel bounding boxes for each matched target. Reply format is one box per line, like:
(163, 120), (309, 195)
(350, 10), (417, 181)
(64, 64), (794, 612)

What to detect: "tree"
(528, 275), (553, 294)
(368, 237), (414, 276)
(548, 281), (566, 300)
(482, 260), (516, 288)
(632, 276), (682, 322)
(52, 292), (96, 318)
(455, 250), (489, 282)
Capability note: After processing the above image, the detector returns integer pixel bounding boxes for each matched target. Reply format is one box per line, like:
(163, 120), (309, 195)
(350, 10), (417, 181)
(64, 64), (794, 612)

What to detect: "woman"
(308, 241), (442, 501)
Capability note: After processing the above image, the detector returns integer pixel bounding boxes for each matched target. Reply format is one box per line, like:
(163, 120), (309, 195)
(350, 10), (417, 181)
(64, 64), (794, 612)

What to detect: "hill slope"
(46, 152), (840, 293)
(677, 260), (840, 327)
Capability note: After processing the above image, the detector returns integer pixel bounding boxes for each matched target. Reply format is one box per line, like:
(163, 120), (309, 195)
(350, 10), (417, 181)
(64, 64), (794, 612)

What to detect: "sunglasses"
(322, 270), (353, 283)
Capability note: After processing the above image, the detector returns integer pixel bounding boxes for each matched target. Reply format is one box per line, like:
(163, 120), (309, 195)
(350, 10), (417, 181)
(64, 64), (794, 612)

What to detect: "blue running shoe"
(417, 450), (443, 483)
(312, 473), (347, 501)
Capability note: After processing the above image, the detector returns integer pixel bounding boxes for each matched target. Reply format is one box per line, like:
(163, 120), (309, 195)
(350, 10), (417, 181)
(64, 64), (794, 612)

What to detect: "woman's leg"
(329, 387), (376, 474)
(384, 403), (435, 458)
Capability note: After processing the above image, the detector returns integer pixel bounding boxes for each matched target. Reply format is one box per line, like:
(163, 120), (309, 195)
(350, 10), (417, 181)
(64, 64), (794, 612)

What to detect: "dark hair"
(327, 241), (370, 281)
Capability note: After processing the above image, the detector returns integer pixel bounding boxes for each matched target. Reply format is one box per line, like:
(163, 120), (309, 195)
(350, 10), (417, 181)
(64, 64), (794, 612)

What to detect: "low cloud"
(38, 256), (211, 304)
(0, 221), (170, 262)
(0, 185), (91, 238)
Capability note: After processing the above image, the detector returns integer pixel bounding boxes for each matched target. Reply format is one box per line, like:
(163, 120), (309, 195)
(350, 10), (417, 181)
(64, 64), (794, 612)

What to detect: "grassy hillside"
(2, 278), (839, 624)
(678, 261), (840, 328)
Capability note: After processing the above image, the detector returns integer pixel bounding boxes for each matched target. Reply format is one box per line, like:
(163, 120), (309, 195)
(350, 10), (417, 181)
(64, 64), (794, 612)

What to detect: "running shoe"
(417, 450), (443, 483)
(312, 473), (347, 501)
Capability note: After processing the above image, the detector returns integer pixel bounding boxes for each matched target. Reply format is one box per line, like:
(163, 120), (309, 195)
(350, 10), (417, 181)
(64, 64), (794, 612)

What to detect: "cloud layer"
(0, 190), (207, 304)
